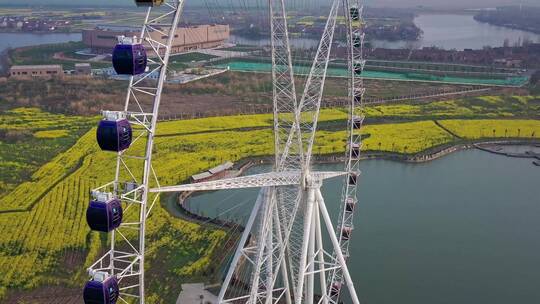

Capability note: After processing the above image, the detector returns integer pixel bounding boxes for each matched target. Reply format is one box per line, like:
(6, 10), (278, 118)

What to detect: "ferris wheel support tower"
(83, 0), (367, 302)
(151, 0), (364, 302)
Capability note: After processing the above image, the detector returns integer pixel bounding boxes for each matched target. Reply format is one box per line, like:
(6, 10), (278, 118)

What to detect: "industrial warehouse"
(82, 24), (230, 55)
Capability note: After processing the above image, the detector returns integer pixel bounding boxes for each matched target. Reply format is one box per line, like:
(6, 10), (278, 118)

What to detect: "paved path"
(177, 283), (217, 304)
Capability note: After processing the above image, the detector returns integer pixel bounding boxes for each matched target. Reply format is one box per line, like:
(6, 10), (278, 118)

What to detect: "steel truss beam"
(150, 171), (346, 192)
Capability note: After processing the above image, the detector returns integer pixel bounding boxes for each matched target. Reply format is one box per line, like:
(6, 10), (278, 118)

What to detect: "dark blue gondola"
(86, 198), (123, 232)
(350, 7), (360, 21)
(83, 274), (119, 304)
(348, 173), (357, 185)
(330, 283), (341, 297)
(342, 227), (353, 241)
(352, 116), (363, 129)
(345, 198), (356, 212)
(353, 34), (362, 48)
(351, 143), (360, 158)
(135, 0), (164, 6)
(96, 118), (132, 152)
(354, 61), (363, 75)
(354, 92), (362, 103)
(112, 38), (147, 76)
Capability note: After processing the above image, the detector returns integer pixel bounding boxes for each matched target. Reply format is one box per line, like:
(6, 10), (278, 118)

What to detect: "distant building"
(9, 65), (63, 78)
(82, 24), (230, 55)
(75, 63), (92, 75)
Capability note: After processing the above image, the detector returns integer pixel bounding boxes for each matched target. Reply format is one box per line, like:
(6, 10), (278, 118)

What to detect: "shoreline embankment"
(168, 139), (540, 228)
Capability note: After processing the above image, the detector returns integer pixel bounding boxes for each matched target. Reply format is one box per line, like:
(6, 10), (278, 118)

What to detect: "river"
(0, 32), (82, 54)
(372, 13), (540, 49)
(372, 13), (540, 50)
(231, 13), (540, 51)
(183, 148), (540, 304)
(1, 13), (538, 54)
(0, 32), (82, 70)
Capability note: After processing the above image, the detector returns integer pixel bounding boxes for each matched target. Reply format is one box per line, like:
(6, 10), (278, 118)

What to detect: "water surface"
(185, 148), (540, 304)
(0, 32), (82, 54)
(412, 13), (540, 50)
(0, 32), (82, 70)
(230, 13), (540, 50)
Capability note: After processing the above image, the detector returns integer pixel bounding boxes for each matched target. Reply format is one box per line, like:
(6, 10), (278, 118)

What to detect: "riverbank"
(306, 139), (539, 165)
(170, 140), (540, 304)
(167, 138), (540, 230)
(0, 49), (9, 75)
(473, 7), (540, 35)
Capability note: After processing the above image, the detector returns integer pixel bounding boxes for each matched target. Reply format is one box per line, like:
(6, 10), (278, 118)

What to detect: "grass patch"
(0, 108), (95, 196)
(33, 130), (69, 139)
(438, 119), (540, 139)
(170, 52), (218, 63)
(0, 105), (538, 301)
(9, 41), (111, 70)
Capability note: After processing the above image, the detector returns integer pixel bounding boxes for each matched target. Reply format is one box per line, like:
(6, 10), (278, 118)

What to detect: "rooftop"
(192, 172), (213, 181)
(10, 64), (62, 70)
(208, 161), (234, 174)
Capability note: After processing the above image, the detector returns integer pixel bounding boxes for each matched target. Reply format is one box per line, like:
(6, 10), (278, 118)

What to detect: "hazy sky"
(0, 0), (538, 8)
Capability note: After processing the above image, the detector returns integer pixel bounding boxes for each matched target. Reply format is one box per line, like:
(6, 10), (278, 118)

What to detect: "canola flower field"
(0, 108), (96, 196)
(0, 103), (539, 302)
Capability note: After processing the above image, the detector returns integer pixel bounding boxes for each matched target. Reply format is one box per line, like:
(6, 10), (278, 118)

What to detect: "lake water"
(1, 13), (538, 55)
(0, 32), (82, 70)
(0, 32), (82, 54)
(233, 13), (540, 51)
(370, 13), (540, 50)
(414, 13), (540, 50)
(184, 148), (540, 304)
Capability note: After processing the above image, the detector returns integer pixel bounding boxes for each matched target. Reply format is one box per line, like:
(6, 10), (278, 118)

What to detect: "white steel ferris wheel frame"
(87, 1), (186, 303)
(327, 0), (366, 302)
(151, 0), (366, 303)
(85, 0), (367, 302)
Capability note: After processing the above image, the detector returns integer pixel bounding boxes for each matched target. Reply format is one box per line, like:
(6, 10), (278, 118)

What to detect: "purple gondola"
(86, 197), (123, 233)
(348, 173), (358, 185)
(135, 0), (164, 6)
(352, 115), (363, 129)
(350, 6), (360, 21)
(342, 227), (353, 241)
(330, 283), (341, 297)
(96, 116), (132, 152)
(353, 33), (362, 48)
(351, 143), (360, 158)
(354, 91), (362, 103)
(112, 36), (147, 76)
(83, 273), (119, 304)
(354, 60), (363, 75)
(346, 198), (356, 212)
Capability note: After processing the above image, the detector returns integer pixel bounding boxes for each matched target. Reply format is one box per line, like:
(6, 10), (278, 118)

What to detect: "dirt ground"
(5, 285), (82, 304)
(0, 71), (514, 117)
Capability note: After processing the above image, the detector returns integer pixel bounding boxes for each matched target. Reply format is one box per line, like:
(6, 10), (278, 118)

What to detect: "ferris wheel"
(80, 0), (367, 303)
(83, 0), (186, 303)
